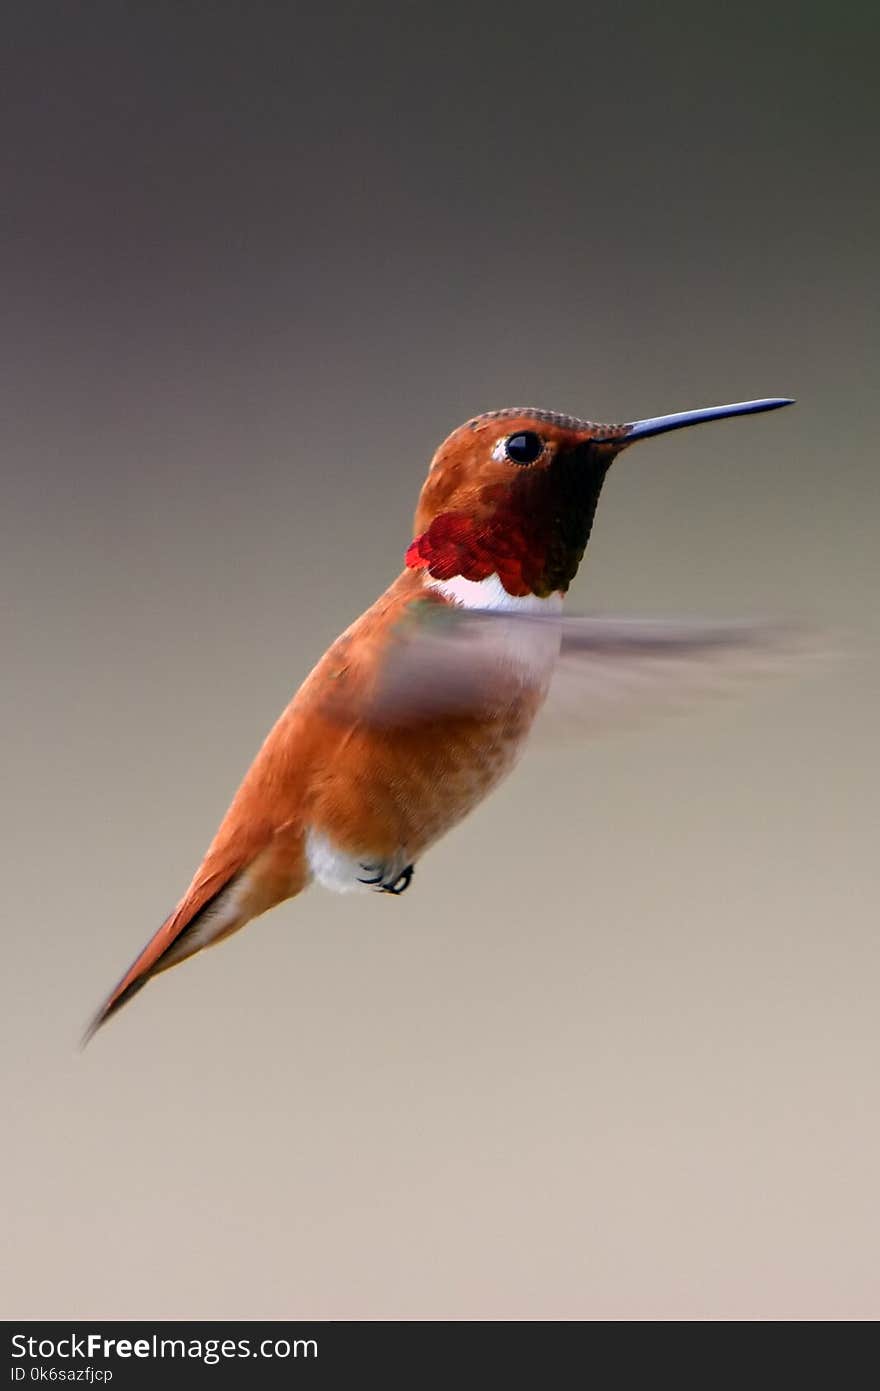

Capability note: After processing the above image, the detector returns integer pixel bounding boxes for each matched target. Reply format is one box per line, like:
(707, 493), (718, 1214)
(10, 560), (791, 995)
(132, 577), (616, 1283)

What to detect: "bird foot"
(357, 862), (415, 895)
(382, 864), (414, 895)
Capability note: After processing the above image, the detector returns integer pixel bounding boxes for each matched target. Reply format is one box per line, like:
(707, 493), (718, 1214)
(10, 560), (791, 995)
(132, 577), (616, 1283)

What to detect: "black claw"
(382, 864), (414, 896)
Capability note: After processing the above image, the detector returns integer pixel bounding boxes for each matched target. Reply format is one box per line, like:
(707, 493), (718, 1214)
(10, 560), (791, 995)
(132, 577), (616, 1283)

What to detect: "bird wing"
(346, 602), (821, 737)
(534, 614), (816, 740)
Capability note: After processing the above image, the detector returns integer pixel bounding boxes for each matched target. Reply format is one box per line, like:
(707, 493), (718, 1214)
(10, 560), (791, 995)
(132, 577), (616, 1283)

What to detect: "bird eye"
(504, 431), (544, 465)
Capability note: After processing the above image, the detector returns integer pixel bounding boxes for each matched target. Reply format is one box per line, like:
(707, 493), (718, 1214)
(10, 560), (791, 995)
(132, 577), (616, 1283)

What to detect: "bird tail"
(82, 865), (253, 1044)
(84, 814), (309, 1044)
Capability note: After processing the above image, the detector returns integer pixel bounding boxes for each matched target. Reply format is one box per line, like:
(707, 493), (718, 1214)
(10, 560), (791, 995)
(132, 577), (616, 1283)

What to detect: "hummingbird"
(86, 396), (794, 1040)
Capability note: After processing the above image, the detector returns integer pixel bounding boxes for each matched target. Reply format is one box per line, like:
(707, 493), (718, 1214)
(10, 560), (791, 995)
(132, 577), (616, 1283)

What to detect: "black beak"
(595, 397), (795, 446)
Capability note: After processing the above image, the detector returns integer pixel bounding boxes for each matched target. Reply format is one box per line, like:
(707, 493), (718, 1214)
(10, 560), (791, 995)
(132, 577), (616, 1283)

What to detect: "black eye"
(504, 431), (543, 465)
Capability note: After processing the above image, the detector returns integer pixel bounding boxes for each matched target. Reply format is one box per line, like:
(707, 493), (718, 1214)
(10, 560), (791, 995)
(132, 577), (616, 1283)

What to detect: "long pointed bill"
(598, 397), (794, 446)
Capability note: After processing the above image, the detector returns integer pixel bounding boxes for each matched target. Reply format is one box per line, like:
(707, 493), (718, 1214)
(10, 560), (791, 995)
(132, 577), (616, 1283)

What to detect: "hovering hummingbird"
(86, 396), (794, 1039)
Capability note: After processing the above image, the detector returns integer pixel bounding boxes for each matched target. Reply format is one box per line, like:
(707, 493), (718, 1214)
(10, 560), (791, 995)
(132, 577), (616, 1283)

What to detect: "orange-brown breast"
(285, 569), (548, 864)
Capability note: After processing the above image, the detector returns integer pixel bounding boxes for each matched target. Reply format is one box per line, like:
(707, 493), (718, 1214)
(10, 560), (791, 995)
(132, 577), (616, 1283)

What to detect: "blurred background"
(2, 1), (878, 1319)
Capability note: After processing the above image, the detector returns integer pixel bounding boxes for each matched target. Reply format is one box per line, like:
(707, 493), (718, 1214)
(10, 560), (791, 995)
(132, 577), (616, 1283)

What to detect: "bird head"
(407, 399), (793, 599)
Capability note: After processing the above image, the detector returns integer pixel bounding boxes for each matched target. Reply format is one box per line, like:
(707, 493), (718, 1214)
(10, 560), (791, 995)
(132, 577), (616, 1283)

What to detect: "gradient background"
(3, 3), (878, 1320)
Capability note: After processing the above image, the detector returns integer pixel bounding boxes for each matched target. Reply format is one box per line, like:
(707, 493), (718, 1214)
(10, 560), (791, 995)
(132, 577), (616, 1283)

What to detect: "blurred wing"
(536, 615), (816, 741)
(348, 603), (561, 725)
(349, 604), (822, 739)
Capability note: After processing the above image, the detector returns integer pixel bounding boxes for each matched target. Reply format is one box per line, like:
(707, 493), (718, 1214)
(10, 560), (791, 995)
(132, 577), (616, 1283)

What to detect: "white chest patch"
(426, 572), (562, 616)
(425, 573), (564, 684)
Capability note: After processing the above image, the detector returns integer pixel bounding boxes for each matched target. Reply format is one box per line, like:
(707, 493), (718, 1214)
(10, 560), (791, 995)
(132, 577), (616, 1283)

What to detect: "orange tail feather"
(84, 823), (307, 1043)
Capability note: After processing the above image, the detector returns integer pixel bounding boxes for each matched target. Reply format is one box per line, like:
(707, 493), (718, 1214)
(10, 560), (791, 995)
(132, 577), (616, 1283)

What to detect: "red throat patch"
(406, 508), (543, 598)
